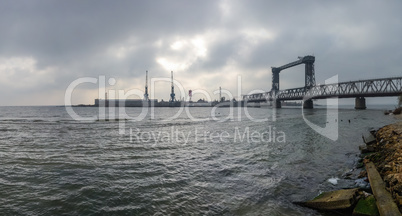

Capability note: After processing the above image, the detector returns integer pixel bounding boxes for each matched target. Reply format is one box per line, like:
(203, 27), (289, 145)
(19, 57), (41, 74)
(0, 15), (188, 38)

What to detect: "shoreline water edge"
(299, 114), (402, 215)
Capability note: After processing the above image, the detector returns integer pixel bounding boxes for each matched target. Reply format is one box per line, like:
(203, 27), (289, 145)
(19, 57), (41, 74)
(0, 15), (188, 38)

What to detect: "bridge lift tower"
(271, 55), (315, 108)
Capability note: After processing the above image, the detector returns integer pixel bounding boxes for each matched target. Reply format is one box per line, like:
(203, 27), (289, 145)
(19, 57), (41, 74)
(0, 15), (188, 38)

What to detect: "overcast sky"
(1, 0), (401, 106)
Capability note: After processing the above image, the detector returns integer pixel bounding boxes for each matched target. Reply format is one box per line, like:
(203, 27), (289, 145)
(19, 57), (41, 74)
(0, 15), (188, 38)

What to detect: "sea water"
(0, 106), (398, 215)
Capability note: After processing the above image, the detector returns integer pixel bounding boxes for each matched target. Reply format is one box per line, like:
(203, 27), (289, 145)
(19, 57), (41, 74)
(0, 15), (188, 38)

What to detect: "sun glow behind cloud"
(156, 36), (208, 72)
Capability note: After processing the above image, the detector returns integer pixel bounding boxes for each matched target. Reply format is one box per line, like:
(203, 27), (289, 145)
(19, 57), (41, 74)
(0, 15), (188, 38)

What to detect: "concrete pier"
(355, 97), (366, 110)
(303, 99), (313, 109)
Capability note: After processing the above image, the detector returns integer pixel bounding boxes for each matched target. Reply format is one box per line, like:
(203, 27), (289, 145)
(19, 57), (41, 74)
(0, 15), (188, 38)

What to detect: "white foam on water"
(328, 177), (339, 185)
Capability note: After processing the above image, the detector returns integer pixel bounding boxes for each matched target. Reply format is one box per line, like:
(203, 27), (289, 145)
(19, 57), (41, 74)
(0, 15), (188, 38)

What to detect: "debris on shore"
(384, 107), (402, 115)
(298, 188), (360, 210)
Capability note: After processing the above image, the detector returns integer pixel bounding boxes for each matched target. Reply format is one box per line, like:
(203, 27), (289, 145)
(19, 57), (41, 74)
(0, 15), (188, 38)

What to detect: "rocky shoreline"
(362, 120), (402, 212)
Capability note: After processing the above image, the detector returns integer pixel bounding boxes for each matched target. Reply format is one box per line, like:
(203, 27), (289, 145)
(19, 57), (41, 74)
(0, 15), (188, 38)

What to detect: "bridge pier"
(273, 100), (281, 108)
(303, 99), (313, 109)
(355, 97), (366, 110)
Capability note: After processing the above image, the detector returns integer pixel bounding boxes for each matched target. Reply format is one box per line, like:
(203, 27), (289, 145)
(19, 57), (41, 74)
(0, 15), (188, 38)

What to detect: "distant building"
(94, 99), (158, 107)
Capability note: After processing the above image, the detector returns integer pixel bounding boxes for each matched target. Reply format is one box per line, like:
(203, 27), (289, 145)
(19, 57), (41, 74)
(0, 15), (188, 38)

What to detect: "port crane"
(169, 71), (176, 102)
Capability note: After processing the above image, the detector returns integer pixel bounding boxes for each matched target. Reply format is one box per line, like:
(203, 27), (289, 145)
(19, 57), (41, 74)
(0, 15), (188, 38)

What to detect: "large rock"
(300, 188), (360, 210)
(363, 132), (377, 145)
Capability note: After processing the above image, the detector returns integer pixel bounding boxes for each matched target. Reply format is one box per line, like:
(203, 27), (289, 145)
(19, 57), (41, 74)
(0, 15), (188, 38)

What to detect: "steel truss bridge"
(243, 56), (402, 109)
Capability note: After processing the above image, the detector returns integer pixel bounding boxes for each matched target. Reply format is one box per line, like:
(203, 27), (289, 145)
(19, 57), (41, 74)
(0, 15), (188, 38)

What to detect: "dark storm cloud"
(231, 0), (402, 84)
(0, 0), (401, 105)
(0, 0), (220, 67)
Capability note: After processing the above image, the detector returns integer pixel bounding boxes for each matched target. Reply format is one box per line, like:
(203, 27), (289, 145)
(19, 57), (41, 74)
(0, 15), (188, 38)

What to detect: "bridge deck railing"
(244, 76), (402, 102)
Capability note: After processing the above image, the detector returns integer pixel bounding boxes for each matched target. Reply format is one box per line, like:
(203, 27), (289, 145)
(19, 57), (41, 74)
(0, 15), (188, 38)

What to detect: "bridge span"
(243, 56), (402, 109)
